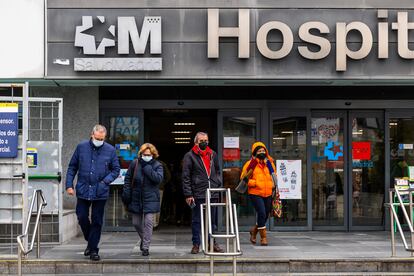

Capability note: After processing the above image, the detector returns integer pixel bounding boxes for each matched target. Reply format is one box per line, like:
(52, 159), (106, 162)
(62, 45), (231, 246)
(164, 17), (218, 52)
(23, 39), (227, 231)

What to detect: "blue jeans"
(192, 198), (218, 246)
(249, 195), (272, 228)
(76, 198), (106, 253)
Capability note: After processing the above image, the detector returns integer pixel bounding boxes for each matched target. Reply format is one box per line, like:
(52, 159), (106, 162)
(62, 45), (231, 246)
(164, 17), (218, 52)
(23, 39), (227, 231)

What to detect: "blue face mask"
(142, 156), (153, 162)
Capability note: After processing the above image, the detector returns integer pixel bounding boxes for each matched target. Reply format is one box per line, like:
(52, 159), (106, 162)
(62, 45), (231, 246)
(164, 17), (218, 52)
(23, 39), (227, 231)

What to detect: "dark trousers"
(192, 198), (218, 246)
(249, 194), (272, 228)
(76, 198), (106, 253)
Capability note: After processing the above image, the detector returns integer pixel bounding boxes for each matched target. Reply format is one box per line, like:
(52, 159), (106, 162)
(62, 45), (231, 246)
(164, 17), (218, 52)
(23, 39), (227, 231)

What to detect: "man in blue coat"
(66, 125), (120, 261)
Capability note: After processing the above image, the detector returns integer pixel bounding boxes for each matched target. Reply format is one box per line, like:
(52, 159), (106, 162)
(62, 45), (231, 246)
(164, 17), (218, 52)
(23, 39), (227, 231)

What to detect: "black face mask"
(256, 153), (266, 160)
(199, 142), (208, 150)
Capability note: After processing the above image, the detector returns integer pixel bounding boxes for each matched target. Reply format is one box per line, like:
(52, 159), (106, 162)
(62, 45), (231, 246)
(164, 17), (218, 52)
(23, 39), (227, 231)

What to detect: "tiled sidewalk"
(38, 229), (411, 260)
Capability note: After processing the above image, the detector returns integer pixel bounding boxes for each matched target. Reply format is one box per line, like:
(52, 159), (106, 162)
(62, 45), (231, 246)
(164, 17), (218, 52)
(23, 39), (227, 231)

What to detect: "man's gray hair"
(194, 132), (208, 143)
(91, 124), (107, 135)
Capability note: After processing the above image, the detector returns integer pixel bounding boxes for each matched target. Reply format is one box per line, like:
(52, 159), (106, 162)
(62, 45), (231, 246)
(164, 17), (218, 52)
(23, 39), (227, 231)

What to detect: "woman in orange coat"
(240, 142), (275, 246)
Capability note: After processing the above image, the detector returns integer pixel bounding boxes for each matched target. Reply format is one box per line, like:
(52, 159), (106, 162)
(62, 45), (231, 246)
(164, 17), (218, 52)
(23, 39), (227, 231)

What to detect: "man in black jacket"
(182, 132), (224, 254)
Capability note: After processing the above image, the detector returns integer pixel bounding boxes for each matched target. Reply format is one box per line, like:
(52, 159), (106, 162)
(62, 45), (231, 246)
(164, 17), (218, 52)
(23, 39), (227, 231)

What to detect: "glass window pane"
(390, 118), (414, 182)
(272, 116), (307, 226)
(105, 116), (140, 228)
(311, 117), (345, 226)
(351, 115), (384, 226)
(222, 116), (256, 228)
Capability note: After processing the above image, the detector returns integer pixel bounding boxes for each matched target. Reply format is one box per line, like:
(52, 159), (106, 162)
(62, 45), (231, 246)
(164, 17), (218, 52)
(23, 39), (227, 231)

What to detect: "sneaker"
(142, 249), (149, 256)
(90, 252), (100, 261)
(84, 247), (90, 256)
(190, 244), (199, 254)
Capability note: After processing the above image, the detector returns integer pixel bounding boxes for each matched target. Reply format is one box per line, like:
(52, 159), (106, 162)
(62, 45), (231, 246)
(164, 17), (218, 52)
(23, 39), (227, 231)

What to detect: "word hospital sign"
(207, 9), (414, 71)
(70, 9), (414, 72)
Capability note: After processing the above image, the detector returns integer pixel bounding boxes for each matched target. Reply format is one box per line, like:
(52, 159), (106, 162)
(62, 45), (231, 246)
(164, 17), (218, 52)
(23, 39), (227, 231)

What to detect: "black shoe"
(142, 249), (149, 256)
(90, 252), (100, 261)
(84, 247), (90, 256)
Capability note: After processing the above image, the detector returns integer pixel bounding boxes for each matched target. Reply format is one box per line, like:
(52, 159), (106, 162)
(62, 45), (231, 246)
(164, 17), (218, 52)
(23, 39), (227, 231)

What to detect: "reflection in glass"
(222, 117), (256, 227)
(390, 118), (414, 185)
(272, 117), (307, 226)
(311, 117), (345, 226)
(351, 116), (384, 226)
(105, 116), (140, 228)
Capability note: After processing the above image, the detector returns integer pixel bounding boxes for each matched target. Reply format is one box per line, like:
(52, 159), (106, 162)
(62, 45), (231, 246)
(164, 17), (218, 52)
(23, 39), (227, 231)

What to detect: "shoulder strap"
(131, 159), (139, 188)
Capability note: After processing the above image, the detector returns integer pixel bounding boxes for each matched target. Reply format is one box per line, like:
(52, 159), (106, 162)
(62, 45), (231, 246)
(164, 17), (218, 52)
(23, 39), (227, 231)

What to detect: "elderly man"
(66, 124), (120, 261)
(182, 132), (224, 254)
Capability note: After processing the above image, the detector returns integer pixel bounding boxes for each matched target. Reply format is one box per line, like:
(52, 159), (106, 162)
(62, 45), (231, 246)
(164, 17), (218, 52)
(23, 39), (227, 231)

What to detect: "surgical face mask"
(142, 155), (153, 162)
(256, 153), (266, 160)
(92, 139), (104, 147)
(199, 141), (208, 150)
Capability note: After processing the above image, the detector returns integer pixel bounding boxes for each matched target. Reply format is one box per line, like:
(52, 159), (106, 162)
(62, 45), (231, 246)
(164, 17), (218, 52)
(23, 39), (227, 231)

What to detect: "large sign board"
(0, 103), (18, 158)
(47, 8), (414, 79)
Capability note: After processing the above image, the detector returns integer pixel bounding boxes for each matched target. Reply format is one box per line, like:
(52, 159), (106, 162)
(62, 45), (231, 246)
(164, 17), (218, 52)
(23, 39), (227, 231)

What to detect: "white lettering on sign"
(74, 58), (162, 71)
(207, 9), (414, 71)
(72, 16), (162, 72)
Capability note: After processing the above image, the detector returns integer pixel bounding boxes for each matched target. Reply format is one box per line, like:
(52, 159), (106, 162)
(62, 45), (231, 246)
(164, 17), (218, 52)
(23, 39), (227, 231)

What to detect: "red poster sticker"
(352, 142), (371, 160)
(223, 148), (240, 161)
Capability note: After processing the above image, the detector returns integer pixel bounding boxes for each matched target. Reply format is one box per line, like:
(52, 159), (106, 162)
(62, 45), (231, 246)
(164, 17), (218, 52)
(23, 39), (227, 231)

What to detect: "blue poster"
(0, 103), (18, 158)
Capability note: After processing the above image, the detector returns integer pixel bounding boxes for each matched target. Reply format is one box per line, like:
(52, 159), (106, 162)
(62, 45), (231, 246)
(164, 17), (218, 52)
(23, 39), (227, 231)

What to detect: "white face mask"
(92, 139), (104, 147)
(142, 156), (153, 162)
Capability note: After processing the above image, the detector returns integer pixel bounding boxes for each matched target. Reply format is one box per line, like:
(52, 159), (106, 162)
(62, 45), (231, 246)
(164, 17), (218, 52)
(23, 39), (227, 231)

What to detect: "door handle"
(13, 173), (25, 179)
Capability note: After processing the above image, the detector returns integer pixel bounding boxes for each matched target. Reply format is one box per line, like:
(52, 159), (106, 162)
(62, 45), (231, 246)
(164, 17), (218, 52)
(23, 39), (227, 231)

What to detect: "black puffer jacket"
(122, 158), (163, 214)
(182, 149), (222, 199)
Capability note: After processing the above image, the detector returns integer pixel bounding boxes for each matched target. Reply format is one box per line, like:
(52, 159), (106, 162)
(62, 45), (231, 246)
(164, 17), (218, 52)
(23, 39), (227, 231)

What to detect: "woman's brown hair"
(138, 143), (159, 158)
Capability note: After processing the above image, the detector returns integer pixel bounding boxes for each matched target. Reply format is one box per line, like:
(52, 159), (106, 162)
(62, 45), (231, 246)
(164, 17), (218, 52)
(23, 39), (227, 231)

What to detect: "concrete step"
(3, 258), (414, 275)
(15, 273), (414, 276)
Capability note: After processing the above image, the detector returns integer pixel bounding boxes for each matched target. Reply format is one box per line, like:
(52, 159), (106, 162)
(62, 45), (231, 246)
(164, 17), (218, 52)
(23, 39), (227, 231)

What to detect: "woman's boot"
(259, 227), (268, 246)
(249, 225), (258, 244)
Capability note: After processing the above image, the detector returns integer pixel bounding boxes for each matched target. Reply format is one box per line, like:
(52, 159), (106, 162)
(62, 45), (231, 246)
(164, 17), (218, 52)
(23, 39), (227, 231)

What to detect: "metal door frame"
(218, 109), (261, 232)
(348, 110), (385, 231)
(311, 110), (349, 231)
(311, 110), (386, 231)
(269, 109), (312, 231)
(100, 108), (144, 231)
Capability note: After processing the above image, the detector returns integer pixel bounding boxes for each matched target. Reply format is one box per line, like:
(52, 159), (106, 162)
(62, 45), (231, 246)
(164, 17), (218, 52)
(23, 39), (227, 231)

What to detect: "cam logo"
(73, 15), (162, 71)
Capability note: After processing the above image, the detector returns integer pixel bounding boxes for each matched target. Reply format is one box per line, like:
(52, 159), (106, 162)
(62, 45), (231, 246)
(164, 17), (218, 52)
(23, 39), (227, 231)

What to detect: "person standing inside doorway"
(241, 142), (275, 246)
(182, 132), (224, 254)
(66, 125), (120, 261)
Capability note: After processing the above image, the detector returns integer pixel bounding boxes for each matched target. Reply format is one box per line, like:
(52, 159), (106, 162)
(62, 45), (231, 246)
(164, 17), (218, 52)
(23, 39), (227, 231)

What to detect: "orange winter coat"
(240, 142), (276, 198)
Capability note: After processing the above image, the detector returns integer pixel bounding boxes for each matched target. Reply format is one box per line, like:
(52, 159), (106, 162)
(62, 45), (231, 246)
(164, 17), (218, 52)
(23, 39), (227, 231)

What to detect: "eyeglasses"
(199, 140), (209, 143)
(142, 154), (152, 157)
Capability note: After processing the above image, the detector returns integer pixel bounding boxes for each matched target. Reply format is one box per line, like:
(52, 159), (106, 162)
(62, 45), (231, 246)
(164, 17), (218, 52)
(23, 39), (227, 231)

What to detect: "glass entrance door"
(350, 111), (385, 229)
(219, 111), (260, 231)
(101, 109), (143, 231)
(311, 112), (347, 229)
(311, 111), (385, 230)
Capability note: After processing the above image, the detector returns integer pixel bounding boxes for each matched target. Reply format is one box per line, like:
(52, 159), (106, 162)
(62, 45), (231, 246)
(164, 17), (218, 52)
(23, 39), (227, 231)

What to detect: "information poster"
(0, 103), (18, 158)
(224, 137), (239, 148)
(276, 160), (302, 199)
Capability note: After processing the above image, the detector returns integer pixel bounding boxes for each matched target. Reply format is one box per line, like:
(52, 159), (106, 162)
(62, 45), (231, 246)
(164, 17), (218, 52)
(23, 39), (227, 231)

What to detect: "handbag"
(121, 159), (139, 207)
(235, 177), (248, 194)
(268, 162), (282, 218)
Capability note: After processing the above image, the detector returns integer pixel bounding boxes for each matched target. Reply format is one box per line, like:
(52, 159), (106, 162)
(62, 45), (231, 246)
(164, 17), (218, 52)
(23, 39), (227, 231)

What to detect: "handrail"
(17, 189), (47, 276)
(200, 188), (242, 276)
(387, 188), (414, 256)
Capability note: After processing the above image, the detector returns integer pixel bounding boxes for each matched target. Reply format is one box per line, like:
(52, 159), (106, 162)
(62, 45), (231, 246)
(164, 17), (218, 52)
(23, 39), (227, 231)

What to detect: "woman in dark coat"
(122, 143), (163, 256)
